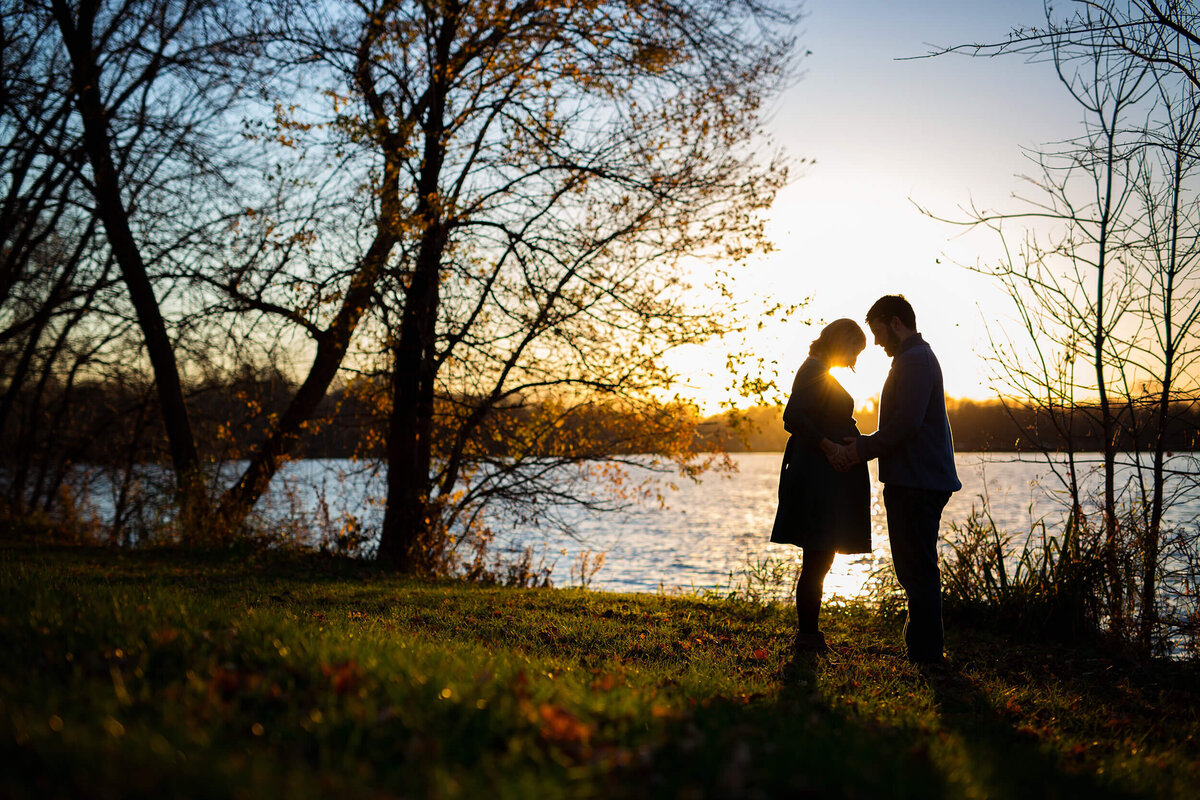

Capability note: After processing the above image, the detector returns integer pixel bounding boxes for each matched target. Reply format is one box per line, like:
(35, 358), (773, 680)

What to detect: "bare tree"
(269, 0), (798, 571)
(45, 0), (242, 522)
(932, 0), (1200, 649)
(12, 0), (409, 536)
(1124, 61), (1200, 645)
(1, 1), (127, 514)
(6, 0), (798, 564)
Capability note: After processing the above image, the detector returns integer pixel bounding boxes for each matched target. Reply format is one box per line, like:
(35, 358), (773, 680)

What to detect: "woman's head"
(809, 318), (866, 368)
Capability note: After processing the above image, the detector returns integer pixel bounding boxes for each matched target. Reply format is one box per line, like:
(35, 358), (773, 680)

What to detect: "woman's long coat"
(770, 357), (872, 554)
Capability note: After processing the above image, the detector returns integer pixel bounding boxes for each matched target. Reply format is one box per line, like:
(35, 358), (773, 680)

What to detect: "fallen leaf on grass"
(208, 665), (262, 701)
(538, 703), (590, 746)
(320, 660), (362, 695)
(591, 673), (617, 691)
(150, 627), (178, 645)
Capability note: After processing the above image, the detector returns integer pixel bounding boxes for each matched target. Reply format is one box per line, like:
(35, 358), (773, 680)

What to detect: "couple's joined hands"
(820, 436), (861, 472)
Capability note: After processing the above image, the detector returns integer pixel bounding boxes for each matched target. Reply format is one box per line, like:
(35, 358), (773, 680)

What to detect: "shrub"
(940, 501), (1106, 641)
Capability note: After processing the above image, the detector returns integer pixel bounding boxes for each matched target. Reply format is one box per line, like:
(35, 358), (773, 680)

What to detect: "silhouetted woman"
(771, 319), (872, 655)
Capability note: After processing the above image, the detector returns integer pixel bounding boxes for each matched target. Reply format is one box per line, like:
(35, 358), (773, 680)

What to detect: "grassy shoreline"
(2, 544), (1197, 798)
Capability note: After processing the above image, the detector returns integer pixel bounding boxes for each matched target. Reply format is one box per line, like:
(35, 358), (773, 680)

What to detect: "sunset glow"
(667, 0), (1088, 412)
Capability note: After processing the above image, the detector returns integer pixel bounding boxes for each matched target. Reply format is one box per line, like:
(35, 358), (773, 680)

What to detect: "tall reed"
(940, 502), (1107, 640)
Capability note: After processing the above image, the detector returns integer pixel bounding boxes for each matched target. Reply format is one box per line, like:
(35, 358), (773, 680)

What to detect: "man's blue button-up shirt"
(855, 333), (961, 492)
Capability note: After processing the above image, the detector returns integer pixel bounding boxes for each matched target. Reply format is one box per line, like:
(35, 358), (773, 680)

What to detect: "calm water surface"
(256, 452), (1200, 599)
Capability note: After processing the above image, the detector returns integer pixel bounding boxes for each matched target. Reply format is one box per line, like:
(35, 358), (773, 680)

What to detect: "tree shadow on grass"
(607, 650), (1152, 800)
(921, 663), (1142, 800)
(606, 654), (949, 799)
(931, 637), (1200, 798)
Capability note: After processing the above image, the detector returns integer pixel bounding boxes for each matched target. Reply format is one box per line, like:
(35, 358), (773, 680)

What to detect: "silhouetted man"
(830, 295), (961, 665)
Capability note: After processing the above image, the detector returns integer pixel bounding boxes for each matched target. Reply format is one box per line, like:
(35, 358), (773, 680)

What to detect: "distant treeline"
(0, 370), (365, 479)
(1, 373), (699, 470)
(5, 378), (1200, 480)
(694, 398), (1200, 453)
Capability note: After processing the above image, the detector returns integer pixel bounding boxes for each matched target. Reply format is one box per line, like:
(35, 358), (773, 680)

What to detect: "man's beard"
(882, 328), (903, 356)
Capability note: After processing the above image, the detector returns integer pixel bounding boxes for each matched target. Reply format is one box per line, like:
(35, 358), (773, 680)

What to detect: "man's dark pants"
(884, 484), (952, 662)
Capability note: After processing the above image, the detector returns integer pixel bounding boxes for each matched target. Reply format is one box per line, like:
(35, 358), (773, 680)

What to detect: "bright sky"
(671, 0), (1089, 412)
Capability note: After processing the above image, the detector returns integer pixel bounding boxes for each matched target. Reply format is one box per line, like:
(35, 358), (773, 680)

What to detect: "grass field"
(2, 544), (1197, 799)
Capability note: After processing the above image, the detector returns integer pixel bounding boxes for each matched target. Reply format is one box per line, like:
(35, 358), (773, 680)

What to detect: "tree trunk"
(1142, 367), (1170, 647)
(378, 202), (447, 570)
(50, 0), (208, 525)
(214, 226), (396, 528)
(1094, 110), (1122, 633)
(1140, 144), (1185, 648)
(377, 9), (456, 570)
(378, 238), (443, 571)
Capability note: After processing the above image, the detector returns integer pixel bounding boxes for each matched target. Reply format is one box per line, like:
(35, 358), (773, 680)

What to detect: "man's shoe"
(909, 654), (951, 674)
(793, 631), (830, 656)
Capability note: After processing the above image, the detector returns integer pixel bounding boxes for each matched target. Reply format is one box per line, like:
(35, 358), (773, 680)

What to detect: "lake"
(248, 452), (1200, 599)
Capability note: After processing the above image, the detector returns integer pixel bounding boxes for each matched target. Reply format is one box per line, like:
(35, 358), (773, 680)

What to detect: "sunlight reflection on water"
(482, 452), (1200, 599)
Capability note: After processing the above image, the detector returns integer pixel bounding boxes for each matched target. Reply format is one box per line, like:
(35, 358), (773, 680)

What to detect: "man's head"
(866, 295), (916, 357)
